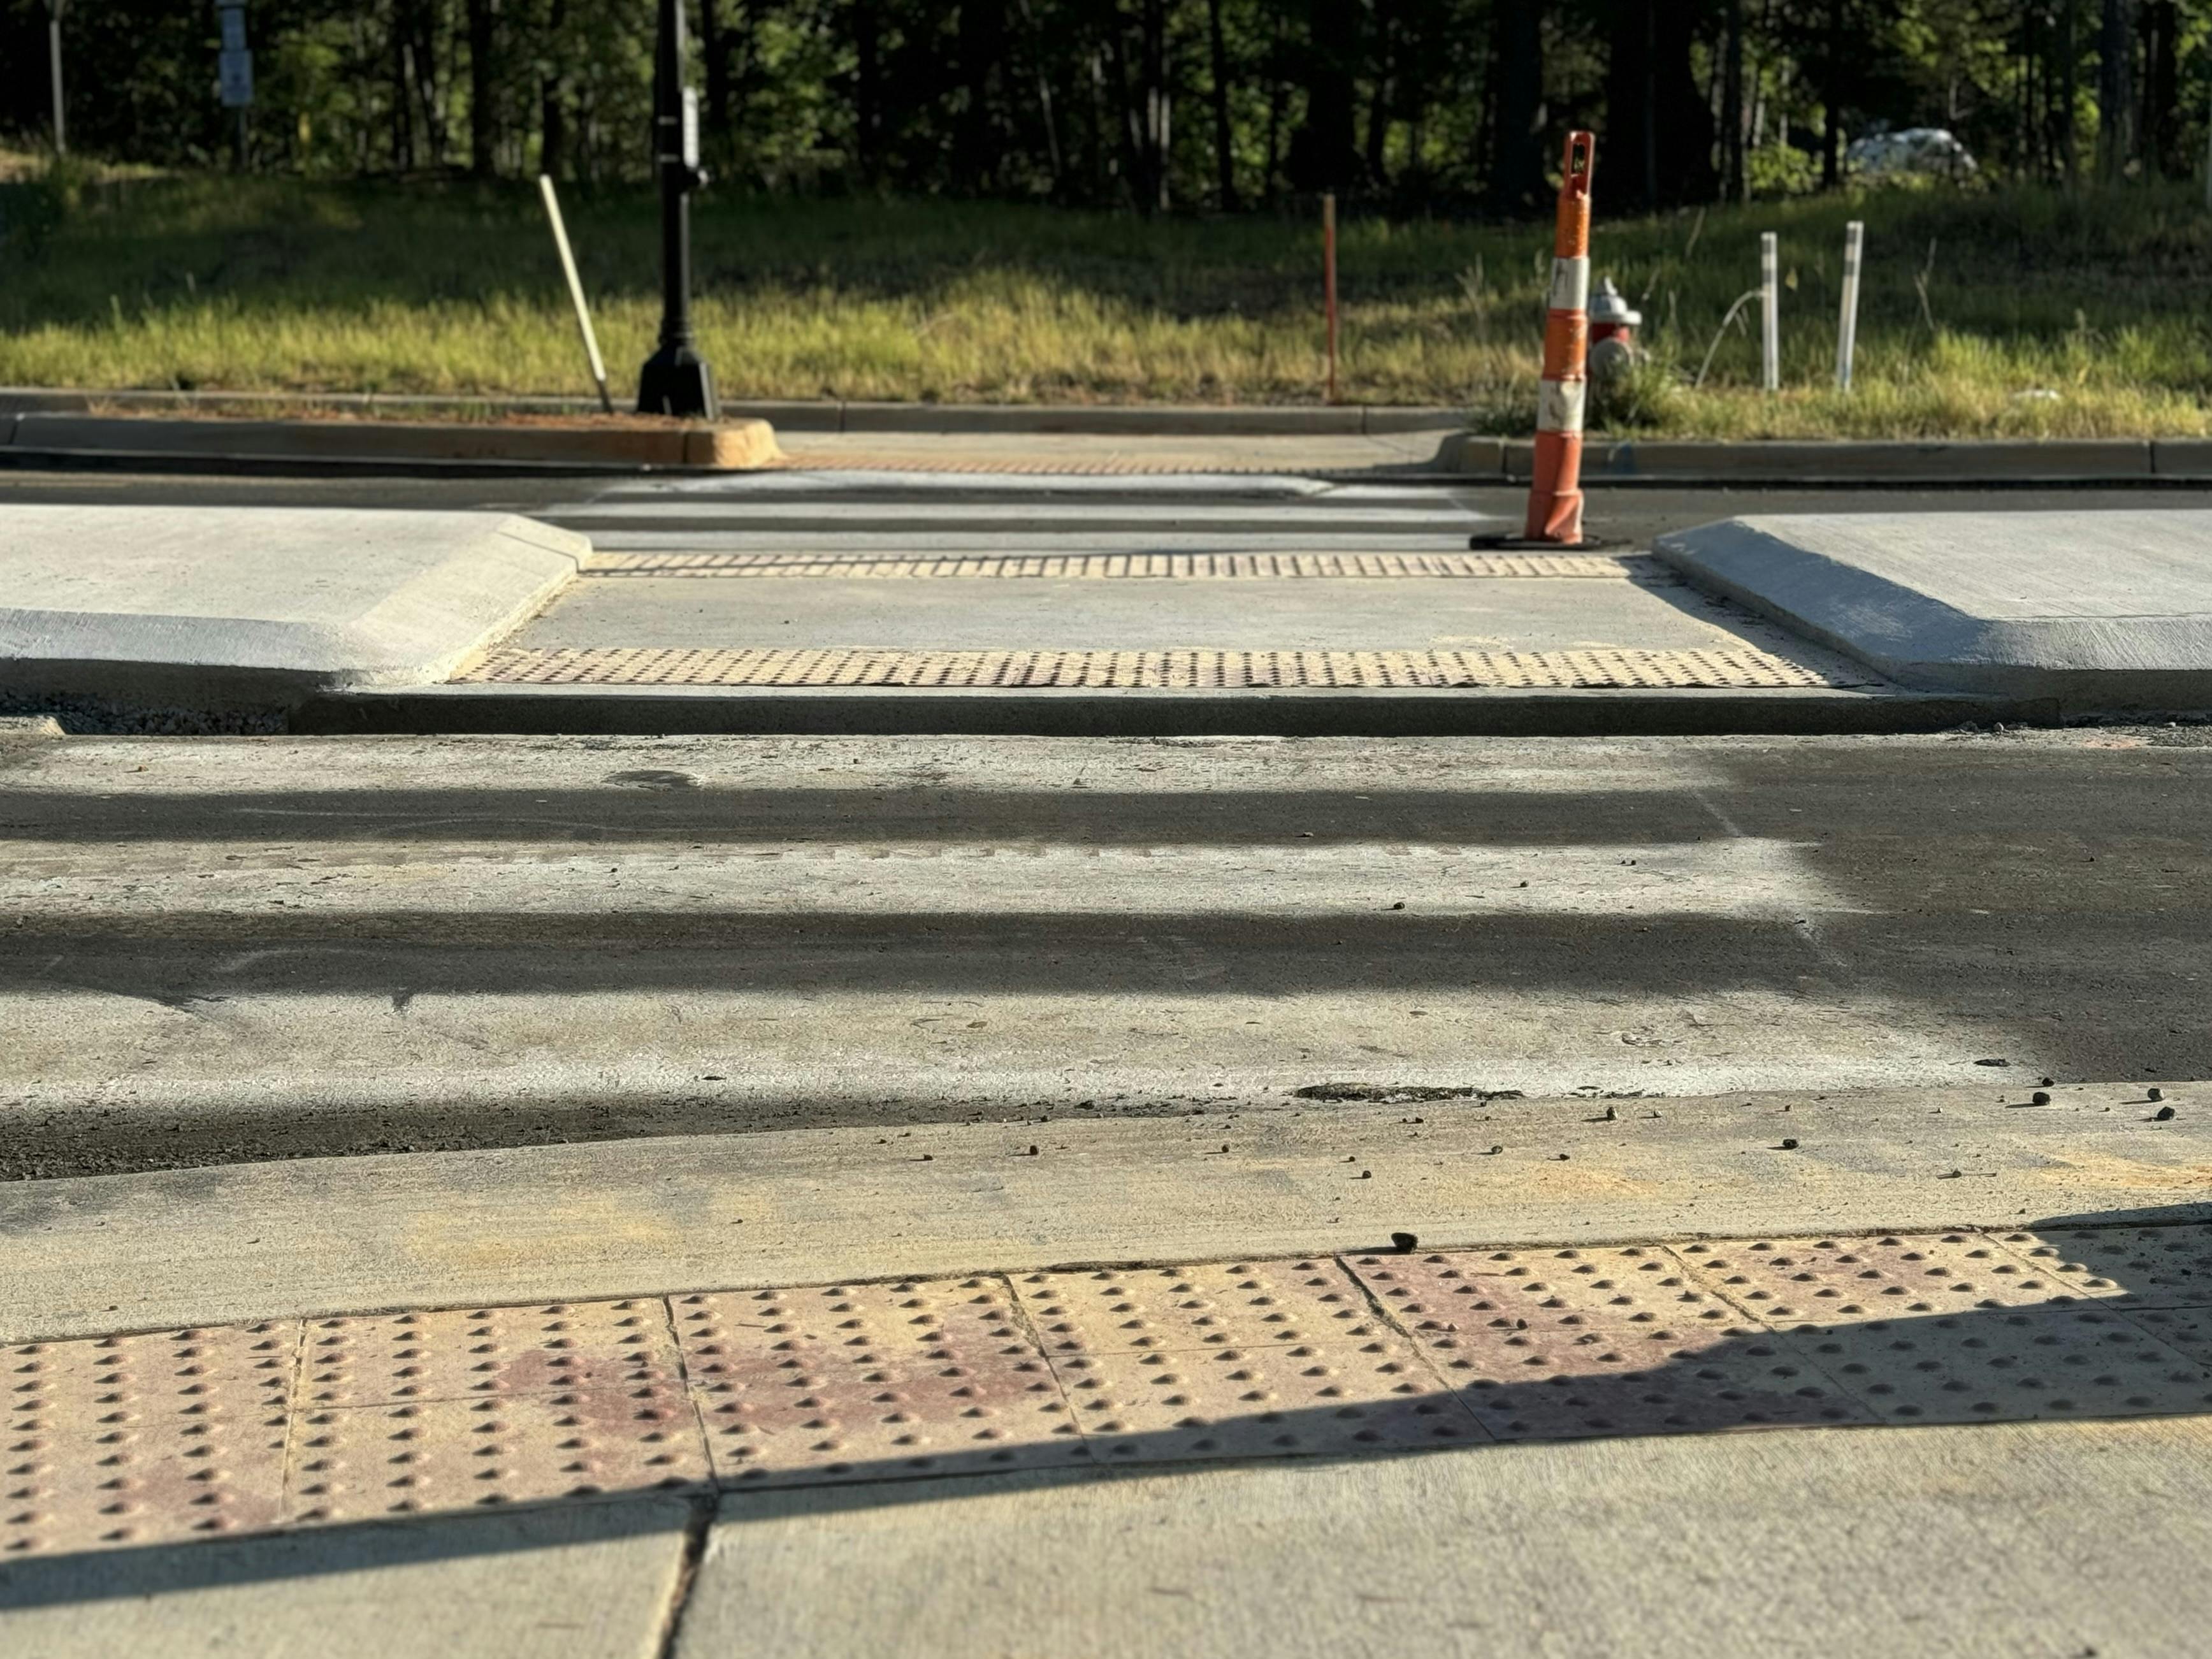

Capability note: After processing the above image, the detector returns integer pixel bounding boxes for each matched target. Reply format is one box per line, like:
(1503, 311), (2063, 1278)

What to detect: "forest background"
(2, 1), (2209, 433)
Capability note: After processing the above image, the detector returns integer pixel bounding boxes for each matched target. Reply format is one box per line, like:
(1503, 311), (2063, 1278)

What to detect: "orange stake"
(1525, 131), (1594, 545)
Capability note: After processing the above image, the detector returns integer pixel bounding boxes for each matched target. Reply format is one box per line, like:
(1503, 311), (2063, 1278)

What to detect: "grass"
(4, 154), (2212, 437)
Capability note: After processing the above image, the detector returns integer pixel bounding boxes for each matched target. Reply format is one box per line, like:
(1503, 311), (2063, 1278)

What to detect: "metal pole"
(540, 175), (616, 414)
(1835, 220), (1863, 391)
(1322, 192), (1339, 405)
(1760, 231), (1781, 394)
(635, 0), (717, 418)
(47, 0), (66, 157)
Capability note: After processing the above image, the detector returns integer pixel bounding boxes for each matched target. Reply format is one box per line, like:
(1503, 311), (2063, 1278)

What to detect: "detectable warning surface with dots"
(458, 644), (1863, 692)
(9, 1224), (2212, 1560)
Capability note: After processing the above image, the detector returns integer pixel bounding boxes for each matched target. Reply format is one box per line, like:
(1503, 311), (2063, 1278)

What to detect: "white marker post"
(537, 175), (616, 414)
(1835, 220), (1865, 391)
(1760, 231), (1780, 394)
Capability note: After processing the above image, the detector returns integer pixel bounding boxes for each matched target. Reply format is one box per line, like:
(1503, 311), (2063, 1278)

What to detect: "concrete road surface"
(6, 725), (2208, 1176)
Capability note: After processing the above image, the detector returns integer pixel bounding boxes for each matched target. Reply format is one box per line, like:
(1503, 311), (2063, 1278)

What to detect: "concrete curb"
(3, 1083), (2203, 1338)
(0, 388), (1458, 437)
(6, 390), (2204, 481)
(1, 411), (781, 470)
(1439, 433), (2204, 485)
(298, 684), (2039, 739)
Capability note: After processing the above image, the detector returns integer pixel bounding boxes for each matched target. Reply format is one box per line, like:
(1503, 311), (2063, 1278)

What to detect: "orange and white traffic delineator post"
(1525, 131), (1596, 545)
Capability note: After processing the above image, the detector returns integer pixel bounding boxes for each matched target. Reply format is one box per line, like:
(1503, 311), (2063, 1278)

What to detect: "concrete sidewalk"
(8, 1178), (2212, 1656)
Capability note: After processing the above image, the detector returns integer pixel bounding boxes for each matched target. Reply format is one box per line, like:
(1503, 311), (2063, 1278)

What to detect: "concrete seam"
(648, 1291), (721, 1659)
(1328, 1253), (1495, 1440)
(993, 1269), (1090, 1456)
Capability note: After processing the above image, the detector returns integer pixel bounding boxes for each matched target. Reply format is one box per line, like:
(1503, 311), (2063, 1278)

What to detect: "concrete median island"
(0, 505), (588, 709)
(1658, 508), (2212, 713)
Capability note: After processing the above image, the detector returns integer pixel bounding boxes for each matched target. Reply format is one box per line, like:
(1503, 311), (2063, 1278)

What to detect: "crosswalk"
(12, 725), (2198, 1181)
(493, 471), (1854, 695)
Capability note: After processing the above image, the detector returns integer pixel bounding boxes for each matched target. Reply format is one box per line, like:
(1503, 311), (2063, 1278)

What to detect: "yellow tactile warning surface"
(458, 645), (1860, 691)
(773, 453), (1341, 475)
(10, 1224), (2212, 1560)
(585, 551), (1637, 580)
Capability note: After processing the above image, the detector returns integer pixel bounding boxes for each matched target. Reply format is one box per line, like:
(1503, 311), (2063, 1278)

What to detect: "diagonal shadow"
(4, 1206), (2210, 1611)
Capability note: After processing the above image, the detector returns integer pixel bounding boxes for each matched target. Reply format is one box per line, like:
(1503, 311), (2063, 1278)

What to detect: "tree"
(1486, 0), (1546, 213)
(1205, 0), (1238, 208)
(1287, 0), (1359, 192)
(466, 0), (498, 176)
(1603, 1), (1717, 210)
(2096, 0), (2134, 183)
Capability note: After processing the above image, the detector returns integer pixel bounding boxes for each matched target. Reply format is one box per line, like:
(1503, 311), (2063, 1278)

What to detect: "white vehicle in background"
(1846, 126), (1979, 181)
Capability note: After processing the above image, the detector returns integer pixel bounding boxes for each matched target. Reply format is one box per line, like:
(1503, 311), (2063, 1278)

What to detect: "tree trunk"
(701, 0), (730, 138)
(1264, 4), (1288, 202)
(390, 1), (414, 172)
(2060, 0), (2081, 182)
(537, 0), (566, 177)
(466, 0), (497, 178)
(1143, 0), (1169, 211)
(851, 0), (880, 182)
(1289, 0), (1360, 192)
(1821, 0), (1844, 189)
(1486, 0), (1544, 214)
(1206, 0), (1238, 208)
(2142, 0), (2178, 175)
(1603, 1), (1716, 208)
(1013, 0), (1064, 191)
(2097, 0), (2135, 182)
(1721, 0), (1744, 200)
(1102, 6), (1146, 210)
(1365, 0), (1394, 187)
(955, 0), (1006, 194)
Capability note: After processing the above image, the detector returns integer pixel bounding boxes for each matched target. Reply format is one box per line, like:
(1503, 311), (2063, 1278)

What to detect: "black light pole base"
(637, 344), (717, 419)
(636, 0), (716, 422)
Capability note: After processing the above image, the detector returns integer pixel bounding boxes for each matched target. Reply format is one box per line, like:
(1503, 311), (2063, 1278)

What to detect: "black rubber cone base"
(1468, 532), (1613, 552)
(637, 345), (719, 419)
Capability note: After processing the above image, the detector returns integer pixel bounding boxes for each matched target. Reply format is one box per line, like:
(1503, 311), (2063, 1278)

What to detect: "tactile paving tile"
(2107, 1306), (2212, 1367)
(284, 1389), (705, 1526)
(1990, 1224), (2212, 1309)
(1675, 1233), (2079, 1325)
(1343, 1249), (1864, 1438)
(1354, 1244), (1744, 1332)
(4, 1324), (295, 1557)
(1013, 1260), (1373, 1355)
(1018, 1261), (1480, 1460)
(672, 1278), (1084, 1487)
(294, 1301), (683, 1408)
(1789, 1308), (2212, 1424)
(772, 453), (1308, 476)
(461, 644), (1856, 692)
(587, 550), (1638, 581)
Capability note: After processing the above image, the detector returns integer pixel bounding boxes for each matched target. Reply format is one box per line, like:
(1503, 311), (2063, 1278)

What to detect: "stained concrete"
(1658, 509), (2212, 708)
(3, 1080), (2205, 1345)
(0, 505), (586, 705)
(684, 1419), (2212, 1658)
